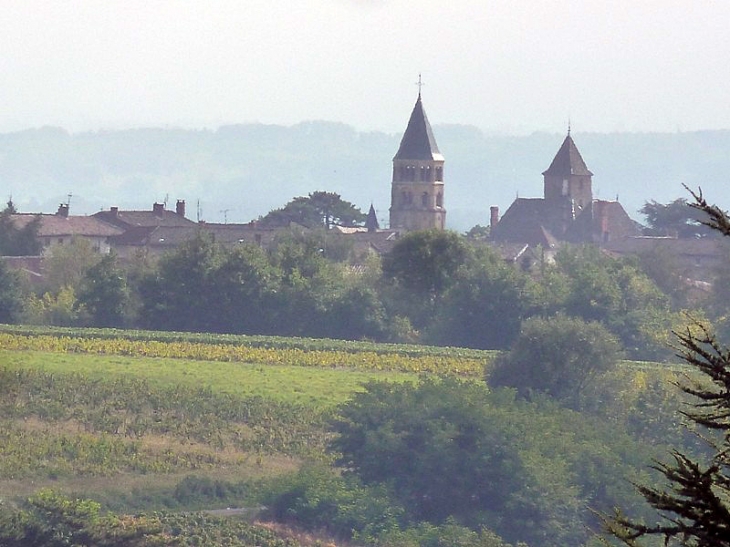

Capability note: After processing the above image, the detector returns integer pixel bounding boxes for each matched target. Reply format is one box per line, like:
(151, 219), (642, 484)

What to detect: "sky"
(1, 1), (729, 135)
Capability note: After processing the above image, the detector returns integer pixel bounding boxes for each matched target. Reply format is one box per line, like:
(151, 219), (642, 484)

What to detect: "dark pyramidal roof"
(365, 204), (380, 232)
(542, 134), (593, 177)
(393, 94), (443, 161)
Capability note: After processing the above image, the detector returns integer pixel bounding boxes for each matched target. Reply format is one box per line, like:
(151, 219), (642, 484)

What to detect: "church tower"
(542, 130), (593, 212)
(389, 91), (445, 231)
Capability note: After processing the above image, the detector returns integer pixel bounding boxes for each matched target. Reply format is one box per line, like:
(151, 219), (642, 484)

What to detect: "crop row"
(0, 323), (494, 359)
(0, 332), (487, 376)
(0, 423), (227, 479)
(0, 367), (330, 451)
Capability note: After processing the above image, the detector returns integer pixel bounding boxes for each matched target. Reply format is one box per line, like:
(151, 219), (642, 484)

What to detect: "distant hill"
(1, 123), (729, 231)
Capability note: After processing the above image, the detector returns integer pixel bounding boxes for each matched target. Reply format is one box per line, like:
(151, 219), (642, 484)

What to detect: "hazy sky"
(2, 1), (729, 134)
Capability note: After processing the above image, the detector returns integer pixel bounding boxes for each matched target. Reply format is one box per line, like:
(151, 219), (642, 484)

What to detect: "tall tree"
(426, 244), (534, 349)
(0, 200), (42, 256)
(0, 257), (24, 323)
(607, 190), (730, 546)
(488, 314), (622, 408)
(640, 197), (712, 238)
(382, 229), (468, 296)
(259, 191), (366, 229)
(77, 253), (129, 327)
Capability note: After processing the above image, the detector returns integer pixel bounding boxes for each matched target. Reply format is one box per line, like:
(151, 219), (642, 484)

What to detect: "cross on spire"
(416, 73), (424, 98)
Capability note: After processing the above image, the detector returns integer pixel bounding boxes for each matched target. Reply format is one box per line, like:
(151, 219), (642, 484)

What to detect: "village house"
(10, 203), (124, 254)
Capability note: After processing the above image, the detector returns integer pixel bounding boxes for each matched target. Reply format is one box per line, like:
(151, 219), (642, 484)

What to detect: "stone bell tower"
(389, 89), (445, 231)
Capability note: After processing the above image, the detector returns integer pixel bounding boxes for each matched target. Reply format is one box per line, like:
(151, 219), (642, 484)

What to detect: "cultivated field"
(0, 325), (685, 511)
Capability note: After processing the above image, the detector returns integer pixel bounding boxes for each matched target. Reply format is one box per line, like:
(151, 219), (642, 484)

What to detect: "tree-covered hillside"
(2, 124), (730, 230)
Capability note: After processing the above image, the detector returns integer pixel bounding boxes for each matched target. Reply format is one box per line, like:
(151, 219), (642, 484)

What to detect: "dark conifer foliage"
(607, 190), (730, 546)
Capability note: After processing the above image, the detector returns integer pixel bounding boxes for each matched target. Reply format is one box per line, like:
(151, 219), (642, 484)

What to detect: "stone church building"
(389, 92), (446, 231)
(490, 131), (640, 246)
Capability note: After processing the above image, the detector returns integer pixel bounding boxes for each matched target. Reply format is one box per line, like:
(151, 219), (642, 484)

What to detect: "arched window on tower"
(436, 192), (443, 207)
(436, 166), (443, 180)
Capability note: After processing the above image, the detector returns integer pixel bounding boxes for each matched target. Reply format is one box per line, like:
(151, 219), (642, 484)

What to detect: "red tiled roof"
(10, 214), (124, 238)
(93, 209), (196, 229)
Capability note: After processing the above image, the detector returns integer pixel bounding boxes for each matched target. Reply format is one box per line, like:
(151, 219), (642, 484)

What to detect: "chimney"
(490, 206), (499, 229)
(56, 203), (69, 218)
(110, 206), (119, 217)
(176, 199), (186, 217)
(153, 202), (164, 216)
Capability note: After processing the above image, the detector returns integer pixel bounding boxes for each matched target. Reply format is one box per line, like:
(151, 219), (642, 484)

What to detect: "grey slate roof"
(365, 204), (380, 232)
(542, 134), (593, 177)
(393, 94), (443, 161)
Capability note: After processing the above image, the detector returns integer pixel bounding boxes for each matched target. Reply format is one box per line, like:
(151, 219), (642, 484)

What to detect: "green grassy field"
(0, 325), (686, 515)
(0, 350), (415, 408)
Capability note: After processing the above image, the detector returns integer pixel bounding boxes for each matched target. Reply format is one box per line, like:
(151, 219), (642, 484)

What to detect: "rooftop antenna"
(66, 193), (73, 207)
(220, 209), (230, 224)
(196, 199), (202, 222)
(415, 73), (424, 98)
(163, 193), (169, 208)
(567, 118), (571, 136)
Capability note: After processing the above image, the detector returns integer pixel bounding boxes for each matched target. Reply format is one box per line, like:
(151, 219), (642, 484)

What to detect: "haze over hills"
(1, 123), (729, 232)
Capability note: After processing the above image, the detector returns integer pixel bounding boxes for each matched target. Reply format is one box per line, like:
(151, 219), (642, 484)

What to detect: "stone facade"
(389, 93), (446, 231)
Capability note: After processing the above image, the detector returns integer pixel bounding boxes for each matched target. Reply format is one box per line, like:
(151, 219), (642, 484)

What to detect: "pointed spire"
(542, 132), (593, 177)
(393, 93), (443, 161)
(366, 203), (379, 232)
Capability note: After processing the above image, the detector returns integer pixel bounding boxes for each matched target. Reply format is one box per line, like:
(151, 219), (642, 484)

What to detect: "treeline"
(1, 225), (727, 358)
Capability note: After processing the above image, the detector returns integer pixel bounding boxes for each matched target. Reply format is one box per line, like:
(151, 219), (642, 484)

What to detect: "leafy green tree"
(552, 244), (672, 359)
(382, 229), (468, 296)
(331, 378), (531, 528)
(20, 286), (80, 326)
(0, 489), (172, 546)
(77, 254), (129, 327)
(488, 314), (622, 408)
(139, 233), (222, 331)
(640, 197), (712, 238)
(331, 377), (655, 547)
(426, 245), (535, 349)
(141, 235), (283, 335)
(207, 243), (280, 334)
(0, 200), (42, 256)
(259, 191), (366, 229)
(0, 257), (24, 323)
(42, 238), (101, 295)
(607, 191), (730, 546)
